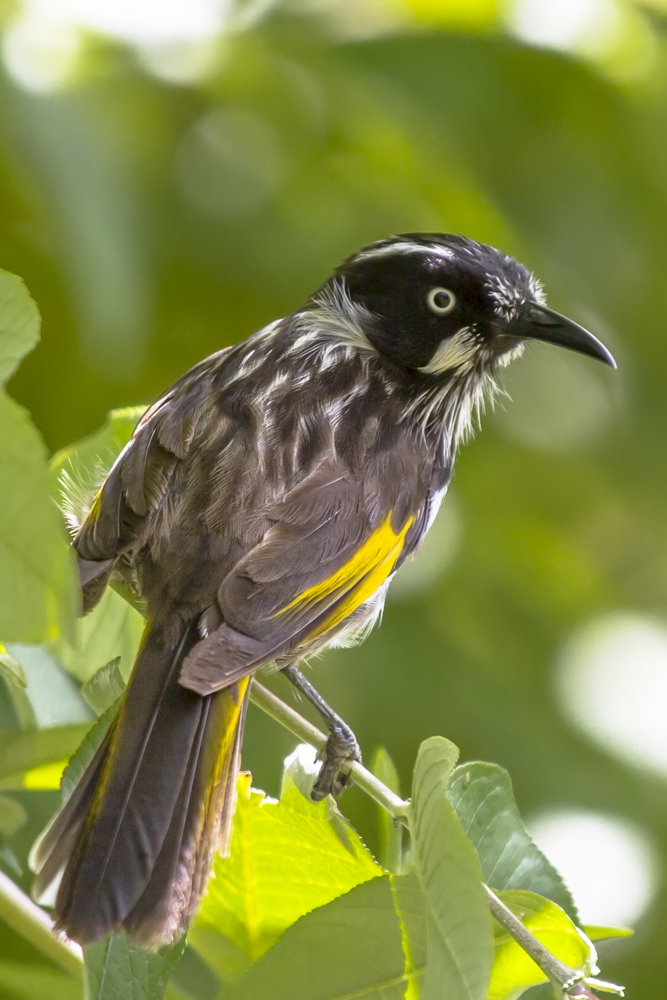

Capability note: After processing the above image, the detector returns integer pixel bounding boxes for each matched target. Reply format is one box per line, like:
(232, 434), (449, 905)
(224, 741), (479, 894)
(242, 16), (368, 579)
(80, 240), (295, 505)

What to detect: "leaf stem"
(249, 680), (410, 822)
(0, 868), (82, 980)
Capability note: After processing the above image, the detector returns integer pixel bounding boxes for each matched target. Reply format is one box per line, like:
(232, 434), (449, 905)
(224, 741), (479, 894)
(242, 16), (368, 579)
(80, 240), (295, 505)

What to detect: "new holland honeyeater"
(31, 233), (615, 949)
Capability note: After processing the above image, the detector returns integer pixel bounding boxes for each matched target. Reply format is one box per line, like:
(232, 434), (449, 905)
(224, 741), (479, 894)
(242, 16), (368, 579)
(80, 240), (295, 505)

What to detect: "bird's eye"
(426, 287), (457, 316)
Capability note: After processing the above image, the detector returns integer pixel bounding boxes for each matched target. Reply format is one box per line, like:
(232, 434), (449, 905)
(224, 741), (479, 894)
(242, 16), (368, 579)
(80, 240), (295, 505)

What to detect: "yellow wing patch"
(277, 513), (414, 638)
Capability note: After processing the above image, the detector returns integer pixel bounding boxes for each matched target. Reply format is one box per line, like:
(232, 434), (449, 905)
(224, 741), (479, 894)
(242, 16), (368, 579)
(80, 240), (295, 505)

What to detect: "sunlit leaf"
(0, 269), (40, 385)
(23, 759), (69, 790)
(583, 925), (634, 941)
(410, 737), (493, 1000)
(489, 890), (597, 1000)
(223, 876), (408, 1000)
(447, 761), (577, 919)
(84, 934), (185, 1000)
(191, 748), (382, 985)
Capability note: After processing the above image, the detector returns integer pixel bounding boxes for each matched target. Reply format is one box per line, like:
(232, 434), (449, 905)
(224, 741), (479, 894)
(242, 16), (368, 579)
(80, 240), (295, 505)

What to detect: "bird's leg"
(281, 665), (361, 801)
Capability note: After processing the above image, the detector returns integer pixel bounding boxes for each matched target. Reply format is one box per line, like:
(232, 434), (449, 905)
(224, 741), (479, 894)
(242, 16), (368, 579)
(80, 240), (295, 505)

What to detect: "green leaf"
(224, 876), (410, 1000)
(0, 270), (77, 645)
(191, 746), (382, 985)
(391, 872), (427, 1000)
(0, 838), (23, 876)
(61, 702), (117, 802)
(0, 793), (28, 835)
(4, 644), (93, 728)
(0, 643), (27, 688)
(410, 737), (493, 1000)
(372, 746), (404, 874)
(0, 269), (40, 385)
(169, 945), (220, 1000)
(0, 961), (79, 1000)
(447, 762), (578, 920)
(84, 934), (185, 1000)
(490, 890), (597, 1000)
(56, 583), (145, 684)
(82, 657), (126, 716)
(0, 391), (78, 644)
(0, 723), (92, 782)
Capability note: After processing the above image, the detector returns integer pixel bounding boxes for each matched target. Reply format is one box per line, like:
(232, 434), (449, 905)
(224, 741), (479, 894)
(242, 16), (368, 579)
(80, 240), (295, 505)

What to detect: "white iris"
(427, 287), (457, 315)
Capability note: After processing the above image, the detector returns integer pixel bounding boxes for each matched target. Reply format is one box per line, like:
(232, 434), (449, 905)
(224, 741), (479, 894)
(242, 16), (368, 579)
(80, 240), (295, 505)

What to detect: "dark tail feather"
(31, 620), (249, 948)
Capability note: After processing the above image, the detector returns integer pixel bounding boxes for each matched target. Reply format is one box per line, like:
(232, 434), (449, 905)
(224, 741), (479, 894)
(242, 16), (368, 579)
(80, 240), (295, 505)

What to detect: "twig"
(486, 885), (583, 995)
(249, 679), (623, 1000)
(1, 663), (617, 993)
(485, 886), (623, 999)
(0, 868), (82, 979)
(249, 680), (411, 822)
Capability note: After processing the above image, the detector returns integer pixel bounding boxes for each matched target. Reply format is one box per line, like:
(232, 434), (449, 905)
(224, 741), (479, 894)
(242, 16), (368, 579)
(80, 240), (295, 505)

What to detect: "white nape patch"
(420, 327), (478, 375)
(354, 241), (455, 263)
(294, 280), (377, 356)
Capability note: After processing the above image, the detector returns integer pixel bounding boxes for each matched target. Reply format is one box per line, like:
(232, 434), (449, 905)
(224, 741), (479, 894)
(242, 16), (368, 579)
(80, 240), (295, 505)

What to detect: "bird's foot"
(311, 722), (362, 802)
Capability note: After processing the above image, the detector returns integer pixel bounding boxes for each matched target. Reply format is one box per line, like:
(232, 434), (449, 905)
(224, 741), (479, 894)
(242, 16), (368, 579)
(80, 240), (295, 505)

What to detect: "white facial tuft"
(420, 326), (479, 375)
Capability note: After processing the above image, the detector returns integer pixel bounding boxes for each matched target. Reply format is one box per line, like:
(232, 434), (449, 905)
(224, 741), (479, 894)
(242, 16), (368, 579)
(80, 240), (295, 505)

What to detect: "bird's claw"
(311, 724), (361, 802)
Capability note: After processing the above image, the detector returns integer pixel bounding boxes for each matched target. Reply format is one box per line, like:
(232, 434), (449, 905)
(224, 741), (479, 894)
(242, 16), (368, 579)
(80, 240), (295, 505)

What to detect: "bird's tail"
(30, 620), (249, 949)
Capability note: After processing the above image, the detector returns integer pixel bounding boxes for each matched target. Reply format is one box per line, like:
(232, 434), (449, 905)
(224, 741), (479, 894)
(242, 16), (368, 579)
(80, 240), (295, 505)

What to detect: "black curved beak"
(514, 304), (616, 368)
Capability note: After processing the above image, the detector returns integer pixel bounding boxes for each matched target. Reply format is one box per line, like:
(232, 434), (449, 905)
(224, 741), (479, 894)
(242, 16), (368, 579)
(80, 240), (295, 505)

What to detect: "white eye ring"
(427, 287), (457, 315)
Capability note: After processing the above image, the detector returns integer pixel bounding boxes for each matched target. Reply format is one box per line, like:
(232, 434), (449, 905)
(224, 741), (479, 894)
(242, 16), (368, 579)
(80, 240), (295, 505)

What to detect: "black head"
(319, 233), (614, 376)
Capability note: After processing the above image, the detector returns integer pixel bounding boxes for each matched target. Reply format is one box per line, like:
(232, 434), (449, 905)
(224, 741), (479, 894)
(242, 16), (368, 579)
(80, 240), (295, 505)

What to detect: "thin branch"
(485, 885), (582, 993)
(0, 868), (82, 979)
(250, 680), (411, 822)
(1, 661), (619, 994)
(485, 886), (623, 999)
(250, 679), (624, 1000)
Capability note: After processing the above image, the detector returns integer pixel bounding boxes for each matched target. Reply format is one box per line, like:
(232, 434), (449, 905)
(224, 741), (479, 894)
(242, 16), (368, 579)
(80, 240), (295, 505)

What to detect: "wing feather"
(180, 450), (430, 694)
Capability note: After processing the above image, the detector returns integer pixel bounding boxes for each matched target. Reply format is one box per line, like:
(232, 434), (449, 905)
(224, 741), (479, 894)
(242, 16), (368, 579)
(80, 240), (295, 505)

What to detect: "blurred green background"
(1, 0), (667, 995)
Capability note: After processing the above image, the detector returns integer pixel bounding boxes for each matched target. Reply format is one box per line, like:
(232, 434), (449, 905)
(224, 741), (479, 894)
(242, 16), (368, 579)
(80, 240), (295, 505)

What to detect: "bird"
(30, 232), (615, 950)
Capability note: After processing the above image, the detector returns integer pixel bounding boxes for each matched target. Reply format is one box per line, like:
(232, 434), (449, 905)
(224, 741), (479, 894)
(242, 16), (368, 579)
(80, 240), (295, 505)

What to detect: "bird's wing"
(74, 349), (233, 601)
(180, 444), (431, 694)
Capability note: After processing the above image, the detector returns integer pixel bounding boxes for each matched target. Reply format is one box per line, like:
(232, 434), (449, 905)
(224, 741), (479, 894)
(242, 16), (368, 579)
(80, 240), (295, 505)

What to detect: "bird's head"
(321, 233), (615, 377)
